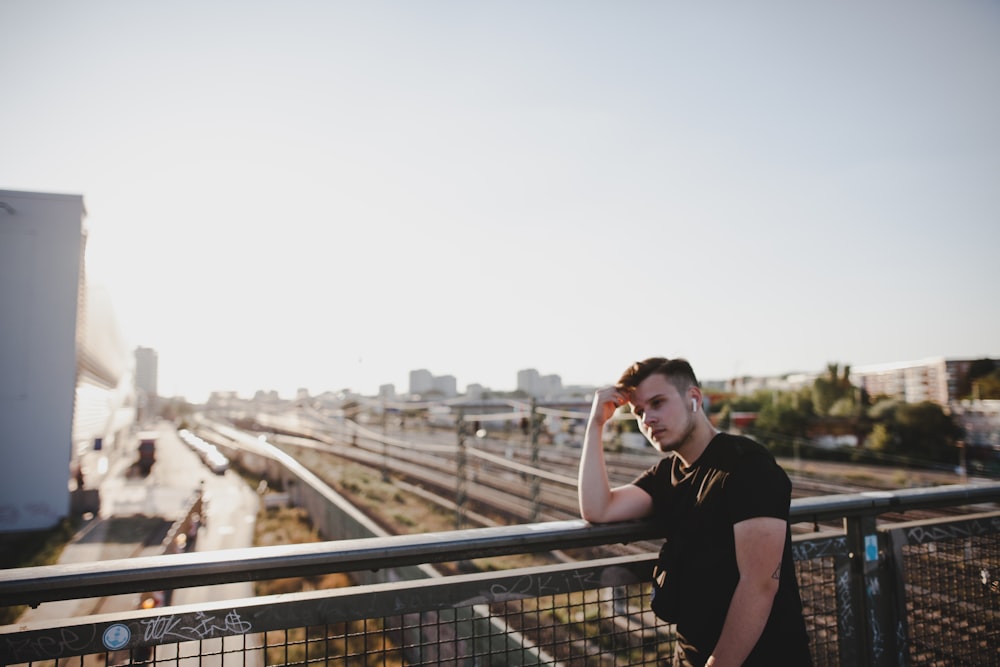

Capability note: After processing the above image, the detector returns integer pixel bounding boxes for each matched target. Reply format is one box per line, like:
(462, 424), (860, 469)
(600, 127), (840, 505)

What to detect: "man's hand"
(589, 386), (630, 429)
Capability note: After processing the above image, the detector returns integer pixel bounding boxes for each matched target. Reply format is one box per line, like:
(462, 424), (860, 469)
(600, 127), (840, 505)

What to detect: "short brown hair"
(616, 357), (700, 396)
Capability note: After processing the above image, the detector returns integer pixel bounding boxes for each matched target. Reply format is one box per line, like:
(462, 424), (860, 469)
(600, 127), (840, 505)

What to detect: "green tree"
(868, 398), (899, 421)
(964, 358), (998, 397)
(717, 390), (771, 431)
(897, 401), (962, 462)
(716, 403), (732, 430)
(753, 390), (814, 455)
(972, 368), (1000, 400)
(828, 397), (856, 417)
(867, 422), (896, 454)
(728, 392), (768, 413)
(813, 362), (854, 416)
(864, 400), (961, 465)
(755, 401), (810, 437)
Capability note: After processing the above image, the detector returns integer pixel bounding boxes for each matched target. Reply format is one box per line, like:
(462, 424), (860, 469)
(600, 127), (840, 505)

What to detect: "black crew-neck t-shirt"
(633, 432), (812, 666)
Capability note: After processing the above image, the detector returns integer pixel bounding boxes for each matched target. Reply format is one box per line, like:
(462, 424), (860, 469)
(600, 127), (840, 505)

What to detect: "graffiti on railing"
(866, 576), (885, 662)
(4, 626), (98, 662)
(895, 619), (908, 661)
(492, 569), (610, 601)
(1, 609), (255, 663)
(902, 515), (1000, 546)
(791, 535), (847, 561)
(836, 567), (855, 640)
(449, 567), (629, 608)
(138, 609), (253, 644)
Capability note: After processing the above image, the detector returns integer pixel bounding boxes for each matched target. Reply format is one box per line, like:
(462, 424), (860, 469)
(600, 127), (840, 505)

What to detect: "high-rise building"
(409, 368), (434, 395)
(134, 346), (158, 423)
(517, 368), (540, 394)
(517, 368), (563, 398)
(135, 346), (158, 397)
(409, 369), (459, 397)
(433, 374), (457, 397)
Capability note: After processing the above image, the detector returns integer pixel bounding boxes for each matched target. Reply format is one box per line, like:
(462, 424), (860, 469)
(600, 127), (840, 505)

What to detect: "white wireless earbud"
(691, 398), (698, 413)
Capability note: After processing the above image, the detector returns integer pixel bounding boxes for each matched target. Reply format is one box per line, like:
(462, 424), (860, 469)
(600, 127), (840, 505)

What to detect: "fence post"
(529, 399), (541, 522)
(843, 512), (905, 666)
(455, 410), (468, 530)
(381, 399), (390, 482)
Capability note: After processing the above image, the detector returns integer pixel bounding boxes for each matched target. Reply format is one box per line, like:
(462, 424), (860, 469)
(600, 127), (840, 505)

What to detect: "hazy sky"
(3, 1), (998, 401)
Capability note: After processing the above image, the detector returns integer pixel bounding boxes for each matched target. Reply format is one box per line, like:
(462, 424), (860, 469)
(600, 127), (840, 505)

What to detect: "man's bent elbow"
(580, 486), (650, 524)
(580, 501), (630, 525)
(579, 501), (612, 524)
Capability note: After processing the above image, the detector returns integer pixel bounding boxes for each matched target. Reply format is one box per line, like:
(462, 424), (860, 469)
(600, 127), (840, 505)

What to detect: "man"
(578, 357), (812, 667)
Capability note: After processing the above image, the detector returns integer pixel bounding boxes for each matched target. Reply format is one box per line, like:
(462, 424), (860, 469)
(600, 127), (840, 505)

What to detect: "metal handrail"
(2, 482), (998, 609)
(788, 480), (1000, 522)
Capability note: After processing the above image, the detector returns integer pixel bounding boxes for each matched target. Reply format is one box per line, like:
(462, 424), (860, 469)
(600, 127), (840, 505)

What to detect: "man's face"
(630, 373), (695, 454)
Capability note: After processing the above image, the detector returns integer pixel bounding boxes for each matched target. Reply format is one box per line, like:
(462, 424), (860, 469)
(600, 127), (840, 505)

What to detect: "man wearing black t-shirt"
(578, 357), (812, 667)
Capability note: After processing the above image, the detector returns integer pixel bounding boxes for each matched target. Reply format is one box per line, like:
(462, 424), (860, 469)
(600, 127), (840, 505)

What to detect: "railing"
(2, 483), (999, 666)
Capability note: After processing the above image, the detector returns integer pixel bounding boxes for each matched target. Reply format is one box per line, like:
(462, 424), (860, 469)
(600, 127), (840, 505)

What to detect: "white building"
(433, 374), (457, 397)
(517, 368), (563, 398)
(728, 373), (816, 396)
(407, 369), (457, 397)
(1, 190), (135, 532)
(409, 368), (434, 395)
(517, 369), (539, 394)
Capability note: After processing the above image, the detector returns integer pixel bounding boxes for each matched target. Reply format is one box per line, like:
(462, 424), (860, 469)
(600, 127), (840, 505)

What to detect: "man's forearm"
(578, 421), (612, 521)
(706, 581), (777, 667)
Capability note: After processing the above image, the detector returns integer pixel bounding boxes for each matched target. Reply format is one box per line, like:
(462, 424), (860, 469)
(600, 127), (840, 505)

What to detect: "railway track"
(195, 408), (981, 557)
(193, 410), (999, 665)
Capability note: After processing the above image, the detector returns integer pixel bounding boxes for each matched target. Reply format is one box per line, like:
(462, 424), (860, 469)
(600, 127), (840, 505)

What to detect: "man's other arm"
(706, 516), (787, 667)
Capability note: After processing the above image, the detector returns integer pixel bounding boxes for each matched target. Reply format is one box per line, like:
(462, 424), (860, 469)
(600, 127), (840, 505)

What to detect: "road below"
(17, 422), (260, 626)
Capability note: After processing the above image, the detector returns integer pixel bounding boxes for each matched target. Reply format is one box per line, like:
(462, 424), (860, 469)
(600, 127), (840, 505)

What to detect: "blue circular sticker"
(102, 623), (131, 650)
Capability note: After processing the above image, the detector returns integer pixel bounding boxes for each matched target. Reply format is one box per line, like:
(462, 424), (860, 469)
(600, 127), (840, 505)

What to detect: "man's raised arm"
(578, 386), (652, 524)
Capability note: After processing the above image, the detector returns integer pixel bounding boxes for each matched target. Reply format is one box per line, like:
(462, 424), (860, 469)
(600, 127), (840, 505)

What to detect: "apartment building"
(851, 357), (981, 406)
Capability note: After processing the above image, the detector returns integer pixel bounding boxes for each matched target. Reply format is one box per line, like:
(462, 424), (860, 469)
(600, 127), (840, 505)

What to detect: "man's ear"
(689, 388), (703, 413)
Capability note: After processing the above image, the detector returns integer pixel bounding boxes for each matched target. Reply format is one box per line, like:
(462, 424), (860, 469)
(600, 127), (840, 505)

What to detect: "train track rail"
(191, 410), (999, 665)
(194, 408), (984, 558)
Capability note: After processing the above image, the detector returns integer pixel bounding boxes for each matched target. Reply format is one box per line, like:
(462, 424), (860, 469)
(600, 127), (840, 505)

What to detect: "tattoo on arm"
(771, 560), (782, 580)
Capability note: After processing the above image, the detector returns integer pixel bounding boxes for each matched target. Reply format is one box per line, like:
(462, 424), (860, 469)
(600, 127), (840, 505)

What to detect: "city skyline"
(3, 1), (998, 402)
(185, 354), (992, 403)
